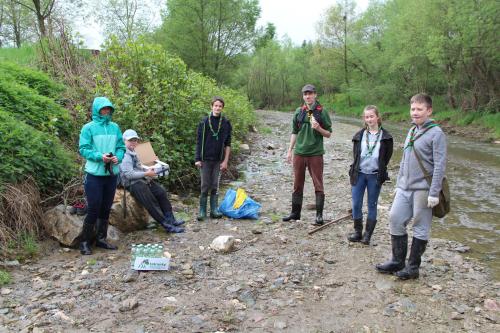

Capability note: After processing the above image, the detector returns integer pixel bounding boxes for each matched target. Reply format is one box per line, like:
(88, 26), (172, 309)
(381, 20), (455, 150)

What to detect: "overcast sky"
(79, 0), (369, 49)
(258, 0), (369, 44)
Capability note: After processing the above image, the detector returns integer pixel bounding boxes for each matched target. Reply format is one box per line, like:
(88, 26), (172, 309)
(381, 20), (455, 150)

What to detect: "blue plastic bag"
(219, 188), (261, 219)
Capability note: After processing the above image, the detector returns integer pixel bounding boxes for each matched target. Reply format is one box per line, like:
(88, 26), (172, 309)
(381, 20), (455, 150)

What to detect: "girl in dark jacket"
(348, 105), (393, 244)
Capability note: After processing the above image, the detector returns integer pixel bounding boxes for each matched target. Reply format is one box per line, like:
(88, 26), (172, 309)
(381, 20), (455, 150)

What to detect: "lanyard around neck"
(208, 114), (222, 140)
(364, 129), (382, 157)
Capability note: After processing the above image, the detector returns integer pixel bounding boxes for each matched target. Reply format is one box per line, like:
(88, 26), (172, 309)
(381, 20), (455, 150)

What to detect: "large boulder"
(42, 205), (121, 247)
(109, 189), (149, 232)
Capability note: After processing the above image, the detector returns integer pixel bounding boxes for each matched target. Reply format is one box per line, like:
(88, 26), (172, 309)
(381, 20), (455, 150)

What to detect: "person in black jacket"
(195, 96), (232, 221)
(348, 105), (393, 245)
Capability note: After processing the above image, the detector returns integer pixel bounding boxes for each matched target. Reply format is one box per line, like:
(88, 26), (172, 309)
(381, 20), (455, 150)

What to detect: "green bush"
(0, 62), (65, 99)
(0, 109), (77, 193)
(96, 38), (255, 189)
(0, 74), (73, 139)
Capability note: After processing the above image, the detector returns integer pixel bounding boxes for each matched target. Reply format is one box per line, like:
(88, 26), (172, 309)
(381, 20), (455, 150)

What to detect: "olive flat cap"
(301, 84), (316, 93)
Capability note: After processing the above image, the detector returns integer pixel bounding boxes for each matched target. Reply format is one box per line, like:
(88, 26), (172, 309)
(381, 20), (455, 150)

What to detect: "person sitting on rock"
(194, 96), (232, 221)
(119, 129), (185, 233)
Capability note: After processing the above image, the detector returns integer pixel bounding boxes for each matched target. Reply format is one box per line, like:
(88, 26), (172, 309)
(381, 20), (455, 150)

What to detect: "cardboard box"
(135, 142), (169, 177)
(135, 142), (157, 166)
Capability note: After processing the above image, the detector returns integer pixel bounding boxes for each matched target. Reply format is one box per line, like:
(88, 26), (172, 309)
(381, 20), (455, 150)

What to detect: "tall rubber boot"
(395, 237), (428, 280)
(95, 219), (117, 250)
(282, 193), (303, 222)
(210, 191), (223, 218)
(79, 223), (94, 255)
(361, 219), (377, 245)
(313, 193), (325, 225)
(164, 211), (185, 226)
(376, 234), (408, 273)
(347, 219), (363, 242)
(197, 192), (208, 221)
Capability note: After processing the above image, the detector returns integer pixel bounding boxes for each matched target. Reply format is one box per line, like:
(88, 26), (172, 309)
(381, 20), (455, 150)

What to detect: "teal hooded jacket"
(79, 97), (126, 176)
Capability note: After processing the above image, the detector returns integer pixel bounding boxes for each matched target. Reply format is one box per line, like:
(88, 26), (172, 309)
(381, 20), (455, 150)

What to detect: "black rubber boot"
(395, 237), (428, 280)
(376, 234), (408, 273)
(197, 192), (208, 221)
(282, 193), (303, 221)
(210, 191), (223, 218)
(347, 219), (363, 242)
(312, 193), (325, 225)
(361, 219), (377, 245)
(79, 223), (94, 255)
(159, 219), (185, 233)
(95, 219), (117, 250)
(165, 211), (185, 226)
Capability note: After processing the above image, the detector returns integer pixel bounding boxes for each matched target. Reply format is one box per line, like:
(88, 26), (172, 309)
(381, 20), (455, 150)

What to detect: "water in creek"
(336, 116), (500, 280)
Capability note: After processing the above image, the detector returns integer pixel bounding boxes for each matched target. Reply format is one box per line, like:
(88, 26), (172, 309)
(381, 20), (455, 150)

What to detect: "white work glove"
(427, 196), (439, 208)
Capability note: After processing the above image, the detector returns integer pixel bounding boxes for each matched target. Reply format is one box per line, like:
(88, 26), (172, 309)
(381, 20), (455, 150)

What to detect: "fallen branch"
(308, 212), (352, 235)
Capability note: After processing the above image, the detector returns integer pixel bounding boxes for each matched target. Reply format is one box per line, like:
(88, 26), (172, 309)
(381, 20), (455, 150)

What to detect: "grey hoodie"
(119, 148), (147, 186)
(397, 120), (447, 197)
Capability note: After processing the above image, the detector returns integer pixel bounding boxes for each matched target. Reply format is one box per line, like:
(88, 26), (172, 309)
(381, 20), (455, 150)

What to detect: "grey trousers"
(200, 160), (221, 194)
(389, 189), (433, 240)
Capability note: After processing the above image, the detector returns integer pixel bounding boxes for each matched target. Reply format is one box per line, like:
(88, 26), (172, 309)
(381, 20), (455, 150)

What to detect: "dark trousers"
(293, 155), (324, 194)
(200, 160), (221, 194)
(84, 174), (118, 225)
(129, 180), (172, 223)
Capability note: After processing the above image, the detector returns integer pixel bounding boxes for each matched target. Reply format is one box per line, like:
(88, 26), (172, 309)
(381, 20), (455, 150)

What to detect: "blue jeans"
(84, 173), (118, 225)
(351, 172), (381, 221)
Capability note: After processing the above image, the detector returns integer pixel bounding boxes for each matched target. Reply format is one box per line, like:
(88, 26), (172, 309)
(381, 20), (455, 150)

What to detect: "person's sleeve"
(292, 111), (299, 134)
(79, 126), (102, 161)
(120, 153), (146, 180)
(224, 120), (232, 147)
(397, 130), (411, 183)
(115, 126), (126, 162)
(195, 121), (203, 162)
(429, 130), (447, 197)
(386, 137), (394, 165)
(322, 111), (333, 133)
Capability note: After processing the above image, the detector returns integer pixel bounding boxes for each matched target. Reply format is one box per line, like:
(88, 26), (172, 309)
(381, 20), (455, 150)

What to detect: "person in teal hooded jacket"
(78, 97), (125, 255)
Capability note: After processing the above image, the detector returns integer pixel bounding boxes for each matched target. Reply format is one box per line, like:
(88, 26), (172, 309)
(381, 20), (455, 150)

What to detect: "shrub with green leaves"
(96, 38), (255, 189)
(0, 74), (73, 139)
(0, 62), (65, 99)
(0, 109), (76, 193)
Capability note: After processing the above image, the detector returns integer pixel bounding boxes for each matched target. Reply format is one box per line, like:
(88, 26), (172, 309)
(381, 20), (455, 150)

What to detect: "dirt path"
(1, 110), (498, 333)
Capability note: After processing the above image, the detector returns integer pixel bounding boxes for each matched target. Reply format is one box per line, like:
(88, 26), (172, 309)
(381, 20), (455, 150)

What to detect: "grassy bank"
(0, 45), (37, 66)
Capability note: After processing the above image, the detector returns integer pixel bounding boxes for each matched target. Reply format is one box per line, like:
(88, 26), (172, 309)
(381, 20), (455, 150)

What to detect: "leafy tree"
(254, 22), (275, 50)
(13, 0), (55, 37)
(95, 0), (164, 42)
(0, 0), (35, 47)
(156, 0), (260, 82)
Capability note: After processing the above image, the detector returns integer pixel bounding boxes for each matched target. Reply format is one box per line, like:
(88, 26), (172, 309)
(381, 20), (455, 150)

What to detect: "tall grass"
(0, 178), (43, 258)
(0, 45), (37, 66)
(321, 93), (499, 140)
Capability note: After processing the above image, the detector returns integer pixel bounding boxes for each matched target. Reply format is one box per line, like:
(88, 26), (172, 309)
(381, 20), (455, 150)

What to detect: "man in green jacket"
(78, 97), (125, 255)
(283, 84), (332, 225)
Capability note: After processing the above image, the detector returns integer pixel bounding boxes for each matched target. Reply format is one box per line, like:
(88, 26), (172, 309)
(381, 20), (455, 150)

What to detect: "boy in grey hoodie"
(376, 93), (447, 279)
